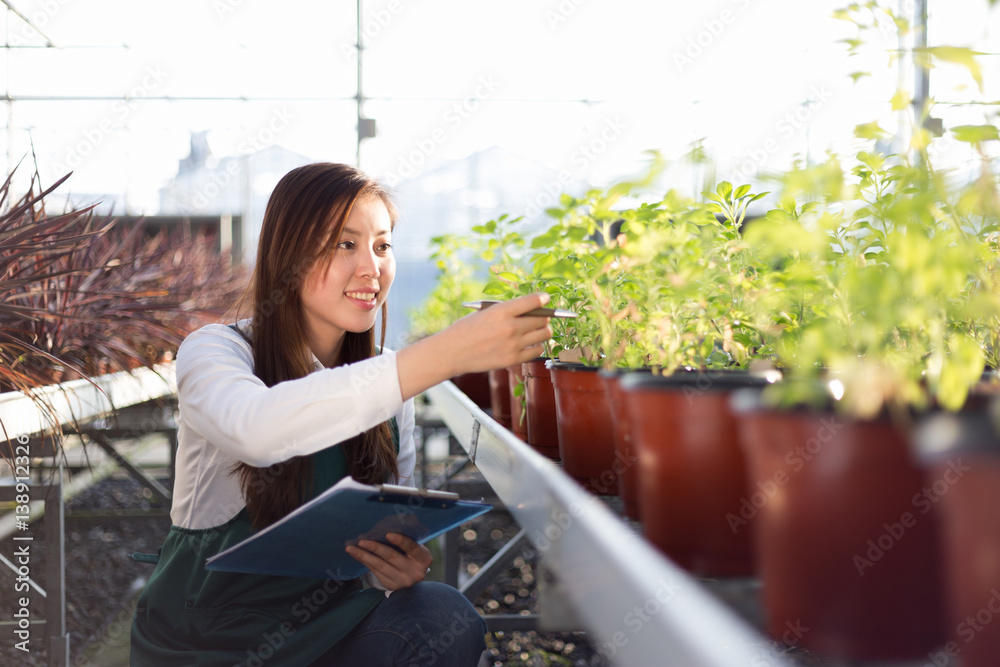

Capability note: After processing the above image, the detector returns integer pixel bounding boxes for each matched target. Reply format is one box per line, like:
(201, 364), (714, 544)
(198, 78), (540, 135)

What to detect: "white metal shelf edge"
(0, 362), (177, 439)
(426, 380), (792, 667)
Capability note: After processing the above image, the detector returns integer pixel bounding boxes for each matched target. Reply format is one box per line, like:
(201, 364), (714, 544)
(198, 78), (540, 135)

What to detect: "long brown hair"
(234, 163), (398, 529)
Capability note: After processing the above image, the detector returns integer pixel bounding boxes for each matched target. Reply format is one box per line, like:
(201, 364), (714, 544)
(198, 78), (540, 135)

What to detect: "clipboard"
(205, 476), (492, 579)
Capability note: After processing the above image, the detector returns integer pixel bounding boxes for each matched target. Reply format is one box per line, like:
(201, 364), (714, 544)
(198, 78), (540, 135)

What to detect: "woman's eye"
(338, 241), (355, 250)
(378, 243), (392, 252)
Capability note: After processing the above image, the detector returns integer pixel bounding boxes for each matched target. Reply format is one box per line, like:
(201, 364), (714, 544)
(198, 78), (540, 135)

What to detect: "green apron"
(130, 421), (400, 667)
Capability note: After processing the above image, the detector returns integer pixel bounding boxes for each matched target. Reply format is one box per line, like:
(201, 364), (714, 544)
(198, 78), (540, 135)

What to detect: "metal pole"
(356, 0), (363, 168)
(912, 0), (929, 123)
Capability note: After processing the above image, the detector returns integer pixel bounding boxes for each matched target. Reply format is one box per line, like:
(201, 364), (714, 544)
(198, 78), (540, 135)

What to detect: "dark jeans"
(310, 581), (488, 666)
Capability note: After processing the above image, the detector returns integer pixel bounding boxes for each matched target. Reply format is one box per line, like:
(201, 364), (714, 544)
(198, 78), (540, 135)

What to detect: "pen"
(462, 300), (578, 318)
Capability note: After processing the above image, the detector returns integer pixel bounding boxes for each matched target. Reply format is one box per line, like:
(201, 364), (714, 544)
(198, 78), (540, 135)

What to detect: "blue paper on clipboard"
(205, 476), (492, 580)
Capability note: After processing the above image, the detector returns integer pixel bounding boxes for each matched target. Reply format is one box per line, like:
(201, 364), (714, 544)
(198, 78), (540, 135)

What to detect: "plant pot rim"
(545, 360), (601, 372)
(597, 366), (655, 380)
(620, 369), (774, 393)
(914, 407), (1000, 462)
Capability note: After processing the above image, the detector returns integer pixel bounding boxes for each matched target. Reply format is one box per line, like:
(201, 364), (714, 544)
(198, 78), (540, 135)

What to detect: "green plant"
(614, 178), (770, 374)
(522, 156), (670, 366)
(746, 145), (995, 418)
(408, 232), (485, 340)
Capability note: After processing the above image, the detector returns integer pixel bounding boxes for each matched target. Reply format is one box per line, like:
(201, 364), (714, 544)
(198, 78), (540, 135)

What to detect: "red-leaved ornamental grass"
(0, 167), (247, 460)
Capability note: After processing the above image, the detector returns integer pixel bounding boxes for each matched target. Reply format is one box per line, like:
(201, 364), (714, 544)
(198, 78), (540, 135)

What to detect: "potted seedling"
(471, 215), (537, 439)
(734, 138), (992, 659)
(616, 178), (775, 577)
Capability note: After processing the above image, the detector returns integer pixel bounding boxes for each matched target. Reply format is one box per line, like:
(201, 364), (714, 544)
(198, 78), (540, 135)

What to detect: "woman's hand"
(397, 293), (553, 401)
(345, 533), (433, 591)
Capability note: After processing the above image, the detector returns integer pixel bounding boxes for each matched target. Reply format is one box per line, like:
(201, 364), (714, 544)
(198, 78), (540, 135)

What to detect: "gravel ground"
(458, 508), (608, 667)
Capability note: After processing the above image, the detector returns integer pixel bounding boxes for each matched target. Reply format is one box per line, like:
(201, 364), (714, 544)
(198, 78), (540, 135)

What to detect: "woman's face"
(300, 196), (395, 356)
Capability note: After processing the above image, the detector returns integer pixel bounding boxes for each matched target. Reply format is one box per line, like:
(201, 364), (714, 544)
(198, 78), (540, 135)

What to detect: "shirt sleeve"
(176, 324), (404, 467)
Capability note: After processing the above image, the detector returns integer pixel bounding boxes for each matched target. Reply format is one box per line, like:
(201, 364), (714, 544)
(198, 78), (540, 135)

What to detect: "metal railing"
(426, 380), (793, 667)
(0, 362), (177, 667)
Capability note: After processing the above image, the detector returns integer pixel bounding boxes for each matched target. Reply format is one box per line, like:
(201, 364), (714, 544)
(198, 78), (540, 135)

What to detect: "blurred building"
(158, 132), (312, 263)
(155, 136), (567, 343)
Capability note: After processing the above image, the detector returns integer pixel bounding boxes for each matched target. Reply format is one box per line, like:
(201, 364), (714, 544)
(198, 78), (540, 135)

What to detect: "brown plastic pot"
(549, 361), (618, 494)
(736, 399), (945, 660)
(600, 369), (650, 519)
(508, 364), (527, 441)
(451, 371), (491, 409)
(620, 371), (765, 576)
(488, 367), (512, 428)
(522, 358), (560, 459)
(914, 409), (1000, 667)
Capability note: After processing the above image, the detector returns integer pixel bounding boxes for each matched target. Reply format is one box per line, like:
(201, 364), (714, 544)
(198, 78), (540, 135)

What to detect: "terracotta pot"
(451, 371), (491, 409)
(620, 371), (764, 576)
(549, 361), (617, 494)
(737, 401), (946, 660)
(488, 367), (512, 428)
(522, 358), (560, 459)
(508, 364), (527, 441)
(599, 369), (650, 519)
(913, 409), (1000, 667)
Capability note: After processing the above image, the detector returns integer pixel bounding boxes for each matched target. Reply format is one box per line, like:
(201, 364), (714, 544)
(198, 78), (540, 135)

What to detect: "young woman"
(130, 162), (552, 666)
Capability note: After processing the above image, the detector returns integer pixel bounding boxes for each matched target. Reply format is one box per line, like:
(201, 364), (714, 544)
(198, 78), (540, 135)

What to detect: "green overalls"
(130, 423), (398, 667)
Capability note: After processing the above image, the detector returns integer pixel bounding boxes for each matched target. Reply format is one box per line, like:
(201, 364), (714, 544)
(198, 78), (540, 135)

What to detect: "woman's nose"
(356, 247), (380, 278)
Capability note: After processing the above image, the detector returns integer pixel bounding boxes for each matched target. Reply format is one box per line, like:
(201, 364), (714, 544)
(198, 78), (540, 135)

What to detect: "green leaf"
(838, 38), (863, 52)
(890, 88), (911, 111)
(854, 122), (890, 140)
(733, 184), (751, 199)
(951, 124), (1000, 144)
(717, 181), (733, 200)
(919, 46), (985, 91)
(483, 281), (509, 296)
(936, 335), (986, 411)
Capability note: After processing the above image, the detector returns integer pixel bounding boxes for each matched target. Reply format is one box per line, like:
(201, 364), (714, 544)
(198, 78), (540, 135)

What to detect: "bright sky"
(1, 0), (997, 213)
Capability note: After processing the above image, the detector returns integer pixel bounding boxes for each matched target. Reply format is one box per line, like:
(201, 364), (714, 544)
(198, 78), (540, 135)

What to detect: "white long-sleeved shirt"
(169, 321), (416, 531)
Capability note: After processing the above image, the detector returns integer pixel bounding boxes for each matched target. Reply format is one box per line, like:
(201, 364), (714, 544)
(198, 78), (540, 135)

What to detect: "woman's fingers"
(495, 292), (550, 317)
(386, 533), (433, 568)
(345, 535), (433, 591)
(396, 292), (557, 399)
(467, 293), (553, 367)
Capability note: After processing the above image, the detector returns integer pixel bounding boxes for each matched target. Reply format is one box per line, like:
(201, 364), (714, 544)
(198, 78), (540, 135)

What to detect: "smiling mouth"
(345, 291), (377, 302)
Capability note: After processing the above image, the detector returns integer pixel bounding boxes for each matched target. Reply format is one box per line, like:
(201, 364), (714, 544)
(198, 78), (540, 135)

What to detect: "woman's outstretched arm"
(395, 293), (553, 401)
